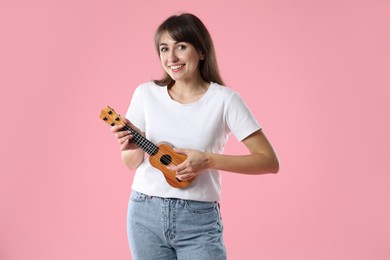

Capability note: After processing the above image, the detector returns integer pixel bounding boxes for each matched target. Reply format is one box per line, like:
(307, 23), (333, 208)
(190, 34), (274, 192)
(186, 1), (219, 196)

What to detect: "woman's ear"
(199, 51), (205, 60)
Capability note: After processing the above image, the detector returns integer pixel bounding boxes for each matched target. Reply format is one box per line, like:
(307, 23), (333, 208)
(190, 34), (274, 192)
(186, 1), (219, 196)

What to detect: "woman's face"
(158, 31), (204, 83)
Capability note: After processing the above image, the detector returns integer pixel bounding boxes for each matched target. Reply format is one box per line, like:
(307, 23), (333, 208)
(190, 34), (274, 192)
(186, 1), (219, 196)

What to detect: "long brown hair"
(153, 13), (224, 87)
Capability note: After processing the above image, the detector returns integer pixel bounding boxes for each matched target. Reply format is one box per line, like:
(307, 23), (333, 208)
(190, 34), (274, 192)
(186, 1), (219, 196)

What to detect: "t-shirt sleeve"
(226, 92), (261, 142)
(125, 84), (146, 132)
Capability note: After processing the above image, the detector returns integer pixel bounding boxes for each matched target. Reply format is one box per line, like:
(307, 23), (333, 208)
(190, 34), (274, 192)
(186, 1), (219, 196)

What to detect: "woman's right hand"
(110, 118), (142, 151)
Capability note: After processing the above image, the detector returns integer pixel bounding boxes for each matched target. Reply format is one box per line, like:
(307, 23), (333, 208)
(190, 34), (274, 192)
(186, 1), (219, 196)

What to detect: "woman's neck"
(170, 74), (209, 94)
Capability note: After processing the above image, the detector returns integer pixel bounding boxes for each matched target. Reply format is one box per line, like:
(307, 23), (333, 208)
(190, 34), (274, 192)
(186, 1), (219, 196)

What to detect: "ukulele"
(99, 106), (195, 188)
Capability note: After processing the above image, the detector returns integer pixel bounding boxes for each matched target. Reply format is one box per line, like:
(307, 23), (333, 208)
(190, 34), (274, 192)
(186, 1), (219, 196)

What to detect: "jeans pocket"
(185, 200), (216, 214)
(130, 191), (147, 202)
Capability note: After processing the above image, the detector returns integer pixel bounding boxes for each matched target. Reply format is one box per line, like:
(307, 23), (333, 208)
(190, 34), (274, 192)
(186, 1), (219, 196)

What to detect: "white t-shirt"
(125, 81), (261, 201)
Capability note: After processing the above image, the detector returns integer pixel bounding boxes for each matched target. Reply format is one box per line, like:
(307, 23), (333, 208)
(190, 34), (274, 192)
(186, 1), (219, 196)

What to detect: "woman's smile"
(169, 64), (185, 72)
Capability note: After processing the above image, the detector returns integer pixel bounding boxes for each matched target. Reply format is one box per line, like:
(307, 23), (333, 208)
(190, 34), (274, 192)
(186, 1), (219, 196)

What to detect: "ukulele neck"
(123, 125), (158, 156)
(99, 106), (159, 156)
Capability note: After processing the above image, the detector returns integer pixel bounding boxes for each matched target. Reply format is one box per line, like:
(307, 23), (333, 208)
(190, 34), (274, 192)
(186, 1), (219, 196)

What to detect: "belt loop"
(216, 201), (222, 220)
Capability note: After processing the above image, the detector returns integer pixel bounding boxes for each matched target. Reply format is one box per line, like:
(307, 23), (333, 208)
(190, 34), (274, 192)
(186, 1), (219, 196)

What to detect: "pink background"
(1, 0), (389, 259)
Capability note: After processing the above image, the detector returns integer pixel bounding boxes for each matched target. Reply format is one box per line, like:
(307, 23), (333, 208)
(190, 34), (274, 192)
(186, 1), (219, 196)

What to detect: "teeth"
(170, 65), (183, 70)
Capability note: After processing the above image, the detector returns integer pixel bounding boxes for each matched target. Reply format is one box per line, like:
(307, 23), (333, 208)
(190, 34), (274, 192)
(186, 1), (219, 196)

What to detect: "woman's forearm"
(208, 152), (279, 175)
(121, 149), (145, 170)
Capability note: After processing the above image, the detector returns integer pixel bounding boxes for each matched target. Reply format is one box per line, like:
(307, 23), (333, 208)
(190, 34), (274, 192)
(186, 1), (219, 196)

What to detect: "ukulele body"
(149, 143), (194, 188)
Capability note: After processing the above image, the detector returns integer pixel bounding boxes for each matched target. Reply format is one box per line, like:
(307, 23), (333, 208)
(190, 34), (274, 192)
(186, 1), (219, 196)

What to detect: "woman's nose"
(168, 50), (178, 62)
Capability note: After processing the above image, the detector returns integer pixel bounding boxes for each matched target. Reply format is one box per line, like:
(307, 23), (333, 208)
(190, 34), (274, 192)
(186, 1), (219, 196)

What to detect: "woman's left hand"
(168, 148), (211, 181)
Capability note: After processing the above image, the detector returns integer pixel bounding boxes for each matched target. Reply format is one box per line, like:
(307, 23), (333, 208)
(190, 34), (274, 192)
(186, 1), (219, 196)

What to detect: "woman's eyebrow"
(159, 41), (179, 46)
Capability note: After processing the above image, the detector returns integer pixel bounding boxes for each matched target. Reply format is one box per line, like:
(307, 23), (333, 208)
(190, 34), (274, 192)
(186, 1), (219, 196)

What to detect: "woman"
(111, 13), (279, 260)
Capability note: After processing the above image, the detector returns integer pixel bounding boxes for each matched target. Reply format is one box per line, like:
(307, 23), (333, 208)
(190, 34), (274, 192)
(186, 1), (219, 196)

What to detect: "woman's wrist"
(205, 152), (214, 170)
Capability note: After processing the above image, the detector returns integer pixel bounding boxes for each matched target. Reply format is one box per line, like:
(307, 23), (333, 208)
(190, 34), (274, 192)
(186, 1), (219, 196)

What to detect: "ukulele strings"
(121, 124), (183, 167)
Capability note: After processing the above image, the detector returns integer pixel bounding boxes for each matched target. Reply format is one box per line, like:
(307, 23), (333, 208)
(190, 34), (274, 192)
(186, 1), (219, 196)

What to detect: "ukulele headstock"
(99, 106), (126, 127)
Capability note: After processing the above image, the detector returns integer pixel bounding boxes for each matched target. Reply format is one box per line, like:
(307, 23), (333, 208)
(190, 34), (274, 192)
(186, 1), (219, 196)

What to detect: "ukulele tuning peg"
(110, 123), (115, 126)
(103, 117), (108, 121)
(108, 110), (113, 115)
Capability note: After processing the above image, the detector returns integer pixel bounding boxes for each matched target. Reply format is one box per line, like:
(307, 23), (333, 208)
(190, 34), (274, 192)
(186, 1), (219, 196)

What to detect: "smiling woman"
(109, 13), (279, 260)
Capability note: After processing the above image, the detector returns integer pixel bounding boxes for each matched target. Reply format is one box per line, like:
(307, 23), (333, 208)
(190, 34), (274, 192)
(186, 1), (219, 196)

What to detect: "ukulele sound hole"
(160, 154), (172, 165)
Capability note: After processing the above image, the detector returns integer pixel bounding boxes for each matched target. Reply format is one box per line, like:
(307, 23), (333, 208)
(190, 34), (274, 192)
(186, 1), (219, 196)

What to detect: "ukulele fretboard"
(122, 125), (158, 156)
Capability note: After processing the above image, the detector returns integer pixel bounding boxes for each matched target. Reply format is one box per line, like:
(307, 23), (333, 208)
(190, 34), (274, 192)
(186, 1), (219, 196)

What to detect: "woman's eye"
(178, 44), (186, 50)
(160, 47), (168, 52)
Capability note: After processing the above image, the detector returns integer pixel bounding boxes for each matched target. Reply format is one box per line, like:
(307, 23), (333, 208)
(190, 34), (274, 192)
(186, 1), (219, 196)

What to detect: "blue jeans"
(127, 190), (226, 260)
